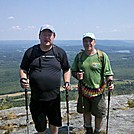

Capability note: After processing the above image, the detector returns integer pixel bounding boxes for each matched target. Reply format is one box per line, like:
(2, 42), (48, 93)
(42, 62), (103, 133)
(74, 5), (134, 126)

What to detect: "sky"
(0, 0), (134, 40)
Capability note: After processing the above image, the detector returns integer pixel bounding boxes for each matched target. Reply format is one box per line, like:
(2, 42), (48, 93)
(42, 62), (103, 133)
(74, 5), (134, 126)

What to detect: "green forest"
(0, 40), (134, 109)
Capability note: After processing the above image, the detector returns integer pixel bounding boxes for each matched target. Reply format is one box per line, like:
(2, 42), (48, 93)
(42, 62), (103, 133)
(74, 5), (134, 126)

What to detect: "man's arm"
(20, 69), (28, 79)
(19, 69), (29, 89)
(106, 75), (114, 91)
(63, 69), (71, 90)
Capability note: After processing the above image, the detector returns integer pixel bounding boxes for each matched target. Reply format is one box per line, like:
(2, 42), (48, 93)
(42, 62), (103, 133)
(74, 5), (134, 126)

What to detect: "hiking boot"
(85, 127), (93, 134)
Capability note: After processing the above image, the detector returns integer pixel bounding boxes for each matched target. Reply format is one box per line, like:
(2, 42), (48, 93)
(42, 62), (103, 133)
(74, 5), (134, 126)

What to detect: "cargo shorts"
(77, 93), (106, 118)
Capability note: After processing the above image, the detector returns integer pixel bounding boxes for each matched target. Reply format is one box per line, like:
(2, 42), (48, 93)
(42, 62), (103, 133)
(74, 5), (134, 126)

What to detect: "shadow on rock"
(58, 126), (75, 134)
(34, 126), (75, 134)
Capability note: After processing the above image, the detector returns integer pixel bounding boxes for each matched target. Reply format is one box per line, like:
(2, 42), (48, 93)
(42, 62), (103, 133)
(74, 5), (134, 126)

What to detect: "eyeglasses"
(83, 38), (93, 44)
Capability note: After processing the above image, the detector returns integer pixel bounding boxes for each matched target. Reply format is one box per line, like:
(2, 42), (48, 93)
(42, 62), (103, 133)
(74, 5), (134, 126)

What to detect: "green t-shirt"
(71, 51), (114, 89)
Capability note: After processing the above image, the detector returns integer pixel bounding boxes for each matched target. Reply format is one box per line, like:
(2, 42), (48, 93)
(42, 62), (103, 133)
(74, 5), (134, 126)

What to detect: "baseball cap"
(39, 24), (56, 35)
(82, 32), (96, 40)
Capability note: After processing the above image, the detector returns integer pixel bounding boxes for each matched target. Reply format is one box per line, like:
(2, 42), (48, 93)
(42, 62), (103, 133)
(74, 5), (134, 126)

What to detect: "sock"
(84, 125), (92, 129)
(94, 128), (101, 132)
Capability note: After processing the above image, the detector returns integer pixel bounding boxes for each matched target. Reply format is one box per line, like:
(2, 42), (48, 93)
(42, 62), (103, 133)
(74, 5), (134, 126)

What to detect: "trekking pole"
(106, 90), (110, 134)
(106, 80), (112, 134)
(78, 70), (86, 127)
(66, 89), (70, 134)
(25, 88), (29, 134)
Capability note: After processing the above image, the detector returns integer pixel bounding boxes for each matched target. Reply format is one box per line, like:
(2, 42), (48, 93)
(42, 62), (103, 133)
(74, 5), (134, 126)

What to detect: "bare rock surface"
(0, 94), (134, 134)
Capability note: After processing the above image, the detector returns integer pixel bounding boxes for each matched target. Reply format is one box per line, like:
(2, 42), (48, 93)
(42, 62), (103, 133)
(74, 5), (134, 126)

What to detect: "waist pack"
(78, 82), (106, 99)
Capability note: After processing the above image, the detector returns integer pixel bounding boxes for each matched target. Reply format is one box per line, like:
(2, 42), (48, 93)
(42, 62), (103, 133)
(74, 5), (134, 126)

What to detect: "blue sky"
(0, 0), (134, 40)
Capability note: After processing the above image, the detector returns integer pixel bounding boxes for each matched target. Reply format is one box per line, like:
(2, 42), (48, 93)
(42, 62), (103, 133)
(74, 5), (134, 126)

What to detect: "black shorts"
(30, 94), (62, 132)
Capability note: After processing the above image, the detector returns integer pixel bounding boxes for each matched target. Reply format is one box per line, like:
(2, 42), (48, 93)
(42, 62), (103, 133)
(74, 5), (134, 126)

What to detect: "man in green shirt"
(71, 32), (114, 134)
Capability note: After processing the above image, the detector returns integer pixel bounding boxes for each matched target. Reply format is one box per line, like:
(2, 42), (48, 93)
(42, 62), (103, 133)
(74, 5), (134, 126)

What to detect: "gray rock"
(0, 94), (134, 134)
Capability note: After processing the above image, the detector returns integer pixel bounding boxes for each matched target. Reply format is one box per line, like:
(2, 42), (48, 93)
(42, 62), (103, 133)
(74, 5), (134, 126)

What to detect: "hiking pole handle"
(107, 79), (113, 87)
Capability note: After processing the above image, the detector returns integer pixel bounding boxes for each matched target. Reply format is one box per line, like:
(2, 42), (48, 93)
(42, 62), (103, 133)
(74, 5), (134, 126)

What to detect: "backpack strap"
(97, 49), (103, 64)
(52, 45), (61, 63)
(29, 44), (61, 63)
(97, 49), (104, 74)
(29, 45), (39, 63)
(78, 49), (104, 64)
(97, 49), (105, 84)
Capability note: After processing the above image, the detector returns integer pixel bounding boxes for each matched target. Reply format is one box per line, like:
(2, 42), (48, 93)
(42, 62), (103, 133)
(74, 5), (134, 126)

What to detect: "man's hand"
(107, 80), (114, 91)
(76, 71), (84, 80)
(20, 78), (29, 89)
(63, 82), (71, 91)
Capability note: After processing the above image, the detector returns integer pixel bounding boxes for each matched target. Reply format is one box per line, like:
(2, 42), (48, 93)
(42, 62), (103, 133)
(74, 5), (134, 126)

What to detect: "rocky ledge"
(0, 94), (134, 134)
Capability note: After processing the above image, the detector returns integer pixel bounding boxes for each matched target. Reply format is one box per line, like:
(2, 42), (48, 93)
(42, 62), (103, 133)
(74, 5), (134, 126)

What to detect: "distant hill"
(0, 40), (134, 95)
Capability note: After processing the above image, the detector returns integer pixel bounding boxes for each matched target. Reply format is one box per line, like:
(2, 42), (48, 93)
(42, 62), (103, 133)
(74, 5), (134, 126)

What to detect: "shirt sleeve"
(58, 47), (70, 71)
(103, 52), (114, 76)
(20, 47), (33, 71)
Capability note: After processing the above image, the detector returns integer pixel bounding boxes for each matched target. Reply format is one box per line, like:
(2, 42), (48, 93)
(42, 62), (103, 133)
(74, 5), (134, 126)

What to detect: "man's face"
(83, 37), (96, 51)
(39, 29), (55, 46)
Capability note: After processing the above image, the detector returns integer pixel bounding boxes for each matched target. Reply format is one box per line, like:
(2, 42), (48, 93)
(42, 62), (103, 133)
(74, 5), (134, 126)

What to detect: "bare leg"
(84, 112), (92, 126)
(50, 124), (58, 134)
(84, 112), (93, 133)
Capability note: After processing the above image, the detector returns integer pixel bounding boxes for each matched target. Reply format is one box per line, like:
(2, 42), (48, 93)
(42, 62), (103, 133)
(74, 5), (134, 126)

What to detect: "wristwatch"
(64, 82), (71, 87)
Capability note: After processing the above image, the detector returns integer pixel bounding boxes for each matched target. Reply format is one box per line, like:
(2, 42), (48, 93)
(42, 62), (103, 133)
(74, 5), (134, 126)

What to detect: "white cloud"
(12, 25), (21, 30)
(111, 29), (120, 32)
(27, 25), (35, 29)
(24, 25), (35, 31)
(11, 25), (35, 31)
(126, 25), (134, 29)
(8, 16), (15, 20)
